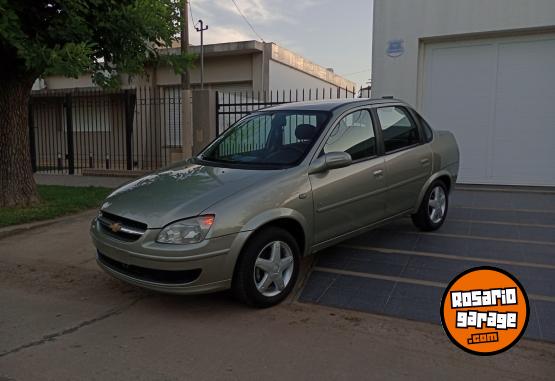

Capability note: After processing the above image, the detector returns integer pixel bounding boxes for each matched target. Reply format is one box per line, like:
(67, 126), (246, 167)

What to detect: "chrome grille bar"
(98, 214), (145, 238)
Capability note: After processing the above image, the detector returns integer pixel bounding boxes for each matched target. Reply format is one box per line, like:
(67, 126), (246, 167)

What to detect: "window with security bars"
(164, 87), (182, 147)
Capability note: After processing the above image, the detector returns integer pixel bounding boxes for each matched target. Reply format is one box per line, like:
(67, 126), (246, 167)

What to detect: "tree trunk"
(0, 76), (39, 208)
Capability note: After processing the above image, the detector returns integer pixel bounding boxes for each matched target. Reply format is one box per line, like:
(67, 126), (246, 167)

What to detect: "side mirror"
(309, 152), (352, 174)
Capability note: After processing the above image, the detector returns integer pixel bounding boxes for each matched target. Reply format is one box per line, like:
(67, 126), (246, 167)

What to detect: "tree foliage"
(0, 0), (194, 85)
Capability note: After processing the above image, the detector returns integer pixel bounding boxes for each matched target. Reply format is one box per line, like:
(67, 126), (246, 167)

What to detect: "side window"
(414, 112), (434, 142)
(323, 110), (376, 160)
(377, 106), (420, 153)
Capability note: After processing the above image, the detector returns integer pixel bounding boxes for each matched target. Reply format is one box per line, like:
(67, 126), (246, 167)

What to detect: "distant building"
(371, 0), (555, 186)
(34, 41), (356, 94)
(29, 41), (356, 175)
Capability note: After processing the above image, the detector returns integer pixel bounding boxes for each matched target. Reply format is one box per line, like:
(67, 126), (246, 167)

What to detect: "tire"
(232, 227), (300, 308)
(411, 180), (449, 231)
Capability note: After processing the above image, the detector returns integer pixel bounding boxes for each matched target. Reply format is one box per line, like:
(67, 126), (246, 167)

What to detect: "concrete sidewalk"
(0, 212), (554, 380)
(34, 174), (135, 189)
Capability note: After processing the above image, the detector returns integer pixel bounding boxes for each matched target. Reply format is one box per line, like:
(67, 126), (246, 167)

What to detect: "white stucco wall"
(371, 0), (555, 107)
(157, 54), (254, 87)
(269, 60), (351, 94)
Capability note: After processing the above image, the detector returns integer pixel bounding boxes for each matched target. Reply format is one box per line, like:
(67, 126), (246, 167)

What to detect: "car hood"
(100, 162), (278, 228)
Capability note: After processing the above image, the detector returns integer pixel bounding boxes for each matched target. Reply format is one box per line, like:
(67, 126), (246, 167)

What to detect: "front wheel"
(232, 227), (300, 308)
(411, 180), (449, 231)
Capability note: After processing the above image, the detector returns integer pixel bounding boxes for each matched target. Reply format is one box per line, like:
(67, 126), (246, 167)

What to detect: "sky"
(187, 0), (374, 88)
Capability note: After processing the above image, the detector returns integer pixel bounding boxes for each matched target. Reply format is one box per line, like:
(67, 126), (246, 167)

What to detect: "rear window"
(377, 106), (420, 153)
(414, 112), (434, 142)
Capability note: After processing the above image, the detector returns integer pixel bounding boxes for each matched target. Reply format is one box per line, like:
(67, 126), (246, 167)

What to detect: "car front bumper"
(90, 218), (250, 295)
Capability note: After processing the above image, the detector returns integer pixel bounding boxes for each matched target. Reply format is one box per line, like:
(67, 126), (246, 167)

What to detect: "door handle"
(373, 169), (384, 178)
(420, 158), (430, 166)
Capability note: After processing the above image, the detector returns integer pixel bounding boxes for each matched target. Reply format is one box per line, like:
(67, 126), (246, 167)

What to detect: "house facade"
(30, 41), (356, 175)
(35, 41), (355, 94)
(371, 0), (555, 186)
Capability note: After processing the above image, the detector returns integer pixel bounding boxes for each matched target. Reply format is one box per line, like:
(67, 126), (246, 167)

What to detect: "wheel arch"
(240, 208), (310, 257)
(229, 209), (310, 293)
(412, 171), (454, 214)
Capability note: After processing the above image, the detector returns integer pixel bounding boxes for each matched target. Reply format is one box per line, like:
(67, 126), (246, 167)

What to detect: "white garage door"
(422, 33), (555, 186)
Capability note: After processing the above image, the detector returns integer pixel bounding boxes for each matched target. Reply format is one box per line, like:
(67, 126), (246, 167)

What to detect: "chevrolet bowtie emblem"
(110, 222), (122, 233)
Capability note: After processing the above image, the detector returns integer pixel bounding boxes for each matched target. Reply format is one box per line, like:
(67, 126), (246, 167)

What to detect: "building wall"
(371, 0), (555, 106)
(268, 60), (345, 93)
(31, 42), (357, 172)
(156, 54), (255, 89)
(270, 44), (355, 90)
(39, 75), (97, 90)
(38, 73), (153, 91)
(36, 42), (356, 94)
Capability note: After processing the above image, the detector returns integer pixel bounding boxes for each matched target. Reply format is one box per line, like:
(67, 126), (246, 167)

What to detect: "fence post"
(215, 91), (220, 137)
(28, 99), (37, 173)
(124, 90), (135, 171)
(181, 89), (194, 158)
(64, 94), (75, 175)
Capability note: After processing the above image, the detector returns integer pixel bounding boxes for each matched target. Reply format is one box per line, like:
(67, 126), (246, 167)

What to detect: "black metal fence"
(216, 86), (363, 135)
(30, 85), (371, 175)
(29, 86), (182, 174)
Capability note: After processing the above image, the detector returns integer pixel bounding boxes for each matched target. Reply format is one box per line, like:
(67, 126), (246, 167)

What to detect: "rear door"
(310, 109), (386, 243)
(374, 105), (432, 216)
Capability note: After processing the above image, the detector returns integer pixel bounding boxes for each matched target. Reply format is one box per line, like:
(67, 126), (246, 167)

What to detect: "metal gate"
(215, 86), (359, 136)
(29, 87), (182, 174)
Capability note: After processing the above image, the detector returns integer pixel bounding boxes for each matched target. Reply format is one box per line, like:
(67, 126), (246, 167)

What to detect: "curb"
(455, 185), (555, 195)
(0, 209), (97, 240)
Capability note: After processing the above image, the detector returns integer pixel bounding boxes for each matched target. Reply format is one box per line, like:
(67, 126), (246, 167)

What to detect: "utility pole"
(181, 0), (190, 90)
(180, 0), (193, 159)
(195, 19), (209, 89)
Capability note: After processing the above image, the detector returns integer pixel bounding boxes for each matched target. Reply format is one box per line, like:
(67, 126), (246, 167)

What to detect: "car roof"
(260, 97), (406, 112)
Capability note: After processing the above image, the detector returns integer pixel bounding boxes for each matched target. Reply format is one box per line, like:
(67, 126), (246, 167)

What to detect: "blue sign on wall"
(387, 39), (405, 57)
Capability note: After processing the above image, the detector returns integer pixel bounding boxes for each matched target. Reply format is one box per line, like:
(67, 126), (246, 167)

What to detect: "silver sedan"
(91, 98), (459, 307)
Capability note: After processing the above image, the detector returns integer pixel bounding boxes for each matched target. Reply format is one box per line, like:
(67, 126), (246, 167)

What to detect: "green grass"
(0, 185), (112, 228)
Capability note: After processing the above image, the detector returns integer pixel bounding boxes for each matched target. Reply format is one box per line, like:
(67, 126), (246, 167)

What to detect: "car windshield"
(199, 110), (331, 168)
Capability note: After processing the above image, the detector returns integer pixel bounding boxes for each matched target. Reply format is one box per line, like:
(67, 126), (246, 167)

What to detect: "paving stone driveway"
(300, 187), (555, 343)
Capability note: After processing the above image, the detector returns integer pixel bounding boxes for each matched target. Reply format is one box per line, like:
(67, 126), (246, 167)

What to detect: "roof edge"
(269, 43), (357, 90)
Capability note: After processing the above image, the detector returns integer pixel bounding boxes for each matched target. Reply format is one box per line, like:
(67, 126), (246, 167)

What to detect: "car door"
(375, 105), (433, 216)
(310, 108), (387, 244)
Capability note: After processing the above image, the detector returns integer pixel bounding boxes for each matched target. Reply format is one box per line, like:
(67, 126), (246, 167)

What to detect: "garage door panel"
(492, 39), (555, 185)
(423, 34), (555, 186)
(423, 44), (496, 182)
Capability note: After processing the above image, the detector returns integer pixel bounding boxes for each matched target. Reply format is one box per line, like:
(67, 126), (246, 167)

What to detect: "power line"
(230, 0), (265, 42)
(189, 0), (199, 28)
(340, 68), (372, 77)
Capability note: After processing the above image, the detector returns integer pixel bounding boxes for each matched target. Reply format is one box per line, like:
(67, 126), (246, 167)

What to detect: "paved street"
(301, 187), (555, 342)
(0, 196), (554, 380)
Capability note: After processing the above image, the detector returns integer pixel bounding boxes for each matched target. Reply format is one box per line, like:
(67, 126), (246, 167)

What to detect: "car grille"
(97, 252), (202, 285)
(98, 211), (147, 242)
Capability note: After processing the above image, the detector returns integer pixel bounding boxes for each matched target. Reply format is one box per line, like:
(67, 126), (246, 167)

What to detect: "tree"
(0, 0), (194, 207)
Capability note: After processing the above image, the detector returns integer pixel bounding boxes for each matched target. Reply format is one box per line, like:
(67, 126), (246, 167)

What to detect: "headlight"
(156, 215), (215, 244)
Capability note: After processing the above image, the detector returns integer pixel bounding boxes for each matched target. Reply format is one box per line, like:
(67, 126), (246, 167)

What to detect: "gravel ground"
(0, 211), (554, 380)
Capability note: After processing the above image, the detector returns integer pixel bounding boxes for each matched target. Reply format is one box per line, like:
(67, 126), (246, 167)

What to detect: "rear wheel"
(233, 227), (300, 308)
(411, 180), (449, 231)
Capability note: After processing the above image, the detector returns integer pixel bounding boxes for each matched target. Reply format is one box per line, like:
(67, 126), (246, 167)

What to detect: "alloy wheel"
(428, 185), (447, 224)
(253, 241), (295, 297)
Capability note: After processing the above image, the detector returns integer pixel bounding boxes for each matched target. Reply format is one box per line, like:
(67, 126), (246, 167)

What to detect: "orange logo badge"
(441, 267), (529, 355)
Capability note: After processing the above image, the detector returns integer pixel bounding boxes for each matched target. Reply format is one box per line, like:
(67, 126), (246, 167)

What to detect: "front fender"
(240, 208), (311, 256)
